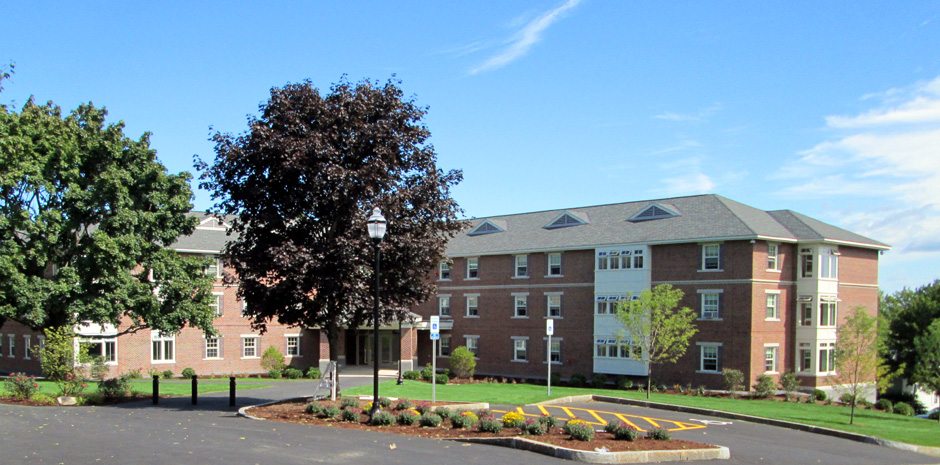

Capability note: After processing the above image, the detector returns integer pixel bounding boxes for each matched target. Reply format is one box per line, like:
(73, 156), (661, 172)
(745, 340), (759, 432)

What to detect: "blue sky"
(4, 1), (939, 292)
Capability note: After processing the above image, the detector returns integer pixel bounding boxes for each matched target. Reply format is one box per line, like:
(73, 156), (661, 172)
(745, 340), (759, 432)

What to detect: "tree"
(0, 96), (215, 334)
(882, 281), (940, 381)
(449, 346), (476, 379)
(197, 78), (464, 373)
(831, 306), (881, 425)
(616, 284), (698, 398)
(912, 320), (940, 423)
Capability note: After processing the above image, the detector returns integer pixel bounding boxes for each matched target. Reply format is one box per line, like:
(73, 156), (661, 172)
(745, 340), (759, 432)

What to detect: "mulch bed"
(249, 399), (715, 453)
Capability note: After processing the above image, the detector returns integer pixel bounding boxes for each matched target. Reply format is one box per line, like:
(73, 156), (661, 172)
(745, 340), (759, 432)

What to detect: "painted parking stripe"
(536, 404), (550, 416)
(560, 406), (577, 418)
(490, 405), (705, 432)
(614, 413), (646, 432)
(588, 409), (608, 425)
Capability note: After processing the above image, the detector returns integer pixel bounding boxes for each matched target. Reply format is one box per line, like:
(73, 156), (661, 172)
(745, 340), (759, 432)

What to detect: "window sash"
(439, 261), (451, 280)
(767, 244), (778, 270)
(701, 294), (720, 319)
(764, 347), (777, 372)
(466, 296), (478, 316)
(765, 294), (778, 319)
(548, 253), (561, 275)
(439, 335), (451, 356)
(467, 258), (479, 278)
(465, 337), (479, 356)
(243, 337), (258, 358)
(513, 339), (527, 361)
(514, 296), (527, 317)
(286, 336), (300, 356)
(515, 255), (528, 276)
(438, 296), (451, 316)
(547, 295), (561, 317)
(703, 245), (720, 270)
(701, 346), (719, 371)
(205, 337), (221, 359)
(549, 340), (561, 363)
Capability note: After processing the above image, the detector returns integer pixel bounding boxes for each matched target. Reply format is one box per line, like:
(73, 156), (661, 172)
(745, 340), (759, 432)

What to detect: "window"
(286, 335), (300, 356)
(549, 339), (561, 364)
(767, 243), (778, 270)
(0, 334), (4, 357)
(439, 261), (451, 280)
(205, 256), (221, 278)
(609, 251), (621, 270)
(764, 346), (778, 373)
(438, 335), (451, 356)
(151, 331), (175, 363)
(702, 244), (721, 270)
(700, 293), (720, 320)
(765, 293), (779, 320)
(242, 336), (259, 358)
(818, 342), (836, 373)
(23, 335), (32, 359)
(513, 338), (528, 362)
(514, 255), (528, 277)
(633, 249), (644, 269)
(37, 335), (45, 353)
(205, 337), (221, 359)
(546, 294), (562, 318)
(799, 343), (812, 372)
(597, 251), (608, 270)
(465, 295), (479, 317)
(800, 303), (813, 326)
(547, 253), (562, 276)
(466, 257), (479, 279)
(210, 292), (224, 316)
(595, 296), (610, 315)
(700, 344), (720, 372)
(820, 248), (839, 279)
(438, 296), (451, 317)
(80, 338), (116, 363)
(513, 295), (528, 317)
(595, 339), (608, 357)
(464, 336), (479, 357)
(801, 248), (814, 278)
(8, 334), (15, 357)
(819, 301), (837, 327)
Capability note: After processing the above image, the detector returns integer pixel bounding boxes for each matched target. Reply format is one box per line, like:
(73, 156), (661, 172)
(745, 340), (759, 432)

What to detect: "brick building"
(1, 195), (886, 393)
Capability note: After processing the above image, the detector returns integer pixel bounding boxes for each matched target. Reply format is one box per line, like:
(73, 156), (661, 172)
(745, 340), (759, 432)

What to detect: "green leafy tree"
(449, 346), (476, 378)
(832, 306), (881, 425)
(0, 96), (215, 334)
(616, 284), (698, 398)
(261, 346), (286, 375)
(912, 320), (940, 423)
(882, 281), (940, 381)
(197, 78), (464, 371)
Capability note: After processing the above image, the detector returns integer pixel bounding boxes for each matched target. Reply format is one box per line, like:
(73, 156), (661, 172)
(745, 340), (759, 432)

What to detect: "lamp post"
(366, 207), (387, 417)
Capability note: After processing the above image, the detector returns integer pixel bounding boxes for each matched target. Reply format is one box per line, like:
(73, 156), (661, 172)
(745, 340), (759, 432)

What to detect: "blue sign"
(430, 332), (440, 341)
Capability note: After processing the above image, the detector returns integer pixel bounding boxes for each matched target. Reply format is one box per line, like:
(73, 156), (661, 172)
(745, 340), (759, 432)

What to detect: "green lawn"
(345, 380), (940, 447)
(1, 378), (273, 398)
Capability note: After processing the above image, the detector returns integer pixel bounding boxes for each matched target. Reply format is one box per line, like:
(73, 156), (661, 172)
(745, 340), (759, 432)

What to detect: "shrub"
(341, 408), (360, 422)
(591, 373), (609, 387)
(722, 369), (744, 396)
(550, 372), (561, 386)
(415, 401), (432, 414)
(148, 368), (161, 379)
(434, 373), (449, 385)
(894, 402), (914, 416)
(124, 368), (143, 379)
(646, 427), (671, 440)
(340, 397), (360, 409)
(162, 370), (174, 379)
(39, 326), (83, 381)
(305, 403), (324, 415)
(502, 411), (526, 428)
(879, 392), (927, 414)
(752, 374), (775, 399)
(320, 405), (341, 419)
(564, 419), (595, 441)
(813, 389), (827, 402)
(523, 418), (546, 435)
(57, 371), (88, 397)
(434, 406), (453, 420)
(452, 411), (478, 429)
(839, 392), (857, 406)
(450, 346), (477, 378)
(284, 368), (304, 379)
(97, 377), (130, 400)
(402, 370), (421, 380)
(260, 346), (286, 373)
(89, 356), (109, 380)
(779, 372), (800, 401)
(569, 373), (588, 387)
(181, 368), (196, 379)
(420, 364), (434, 381)
(306, 367), (321, 379)
(268, 369), (283, 379)
(857, 398), (873, 409)
(875, 398), (894, 413)
(377, 397), (392, 408)
(419, 412), (443, 427)
(3, 373), (40, 400)
(397, 409), (419, 425)
(617, 378), (634, 390)
(395, 399), (414, 411)
(370, 410), (395, 426)
(478, 416), (503, 433)
(604, 421), (638, 441)
(538, 414), (558, 430)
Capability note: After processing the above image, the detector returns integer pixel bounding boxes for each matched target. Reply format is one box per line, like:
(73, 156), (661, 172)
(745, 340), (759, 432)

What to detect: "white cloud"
(654, 103), (722, 123)
(469, 0), (581, 75)
(656, 172), (716, 197)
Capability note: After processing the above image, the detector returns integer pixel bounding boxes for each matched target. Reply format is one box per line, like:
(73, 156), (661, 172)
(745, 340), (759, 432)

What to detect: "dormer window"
(629, 203), (680, 222)
(468, 220), (504, 236)
(544, 211), (588, 229)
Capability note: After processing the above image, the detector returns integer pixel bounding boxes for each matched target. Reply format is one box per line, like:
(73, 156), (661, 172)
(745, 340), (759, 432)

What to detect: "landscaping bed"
(247, 399), (716, 453)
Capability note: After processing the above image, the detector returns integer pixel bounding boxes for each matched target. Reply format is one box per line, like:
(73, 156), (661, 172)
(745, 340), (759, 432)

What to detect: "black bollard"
(229, 376), (236, 407)
(191, 374), (198, 405)
(152, 375), (159, 405)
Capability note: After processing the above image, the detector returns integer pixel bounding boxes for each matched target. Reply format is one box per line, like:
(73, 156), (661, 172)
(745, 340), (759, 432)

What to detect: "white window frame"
(765, 291), (780, 320)
(818, 342), (836, 374)
(514, 255), (528, 278)
(702, 244), (721, 271)
(698, 342), (721, 373)
(512, 337), (528, 362)
(819, 300), (838, 327)
(698, 290), (722, 320)
(285, 334), (300, 357)
(466, 257), (479, 279)
(597, 251), (609, 271)
(763, 344), (779, 374)
(439, 261), (451, 280)
(798, 342), (812, 373)
(767, 243), (779, 271)
(204, 336), (222, 360)
(547, 253), (562, 276)
(438, 334), (451, 357)
(546, 293), (562, 318)
(211, 292), (224, 317)
(801, 248), (814, 278)
(800, 302), (813, 326)
(150, 331), (175, 364)
(242, 335), (260, 359)
(79, 337), (117, 364)
(0, 334), (5, 358)
(23, 335), (31, 360)
(8, 334), (15, 357)
(465, 294), (479, 317)
(512, 293), (528, 318)
(205, 255), (221, 278)
(545, 337), (562, 364)
(820, 248), (839, 279)
(464, 335), (479, 357)
(438, 295), (451, 317)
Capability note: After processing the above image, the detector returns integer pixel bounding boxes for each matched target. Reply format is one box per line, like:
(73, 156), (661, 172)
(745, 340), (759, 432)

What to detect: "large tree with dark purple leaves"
(197, 78), (464, 365)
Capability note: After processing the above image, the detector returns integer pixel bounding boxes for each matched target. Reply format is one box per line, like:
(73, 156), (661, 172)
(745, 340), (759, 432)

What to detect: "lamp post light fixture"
(366, 207), (387, 417)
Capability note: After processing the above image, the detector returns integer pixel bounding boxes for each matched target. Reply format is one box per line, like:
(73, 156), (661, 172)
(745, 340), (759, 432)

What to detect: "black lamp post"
(397, 317), (405, 385)
(366, 207), (387, 417)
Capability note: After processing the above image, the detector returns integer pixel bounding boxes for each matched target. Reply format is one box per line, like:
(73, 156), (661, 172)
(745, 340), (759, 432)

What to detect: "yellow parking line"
(588, 410), (608, 425)
(643, 417), (661, 428)
(536, 404), (550, 416)
(560, 406), (576, 418)
(517, 406), (526, 415)
(614, 413), (646, 432)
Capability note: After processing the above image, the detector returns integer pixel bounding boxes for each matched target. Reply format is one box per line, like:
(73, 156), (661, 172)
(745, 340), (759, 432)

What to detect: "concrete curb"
(578, 395), (940, 459)
(238, 397), (491, 420)
(450, 437), (730, 464)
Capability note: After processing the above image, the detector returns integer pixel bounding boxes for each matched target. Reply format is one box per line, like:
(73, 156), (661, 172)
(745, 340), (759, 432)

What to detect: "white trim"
(172, 248), (221, 254)
(23, 335), (31, 360)
(511, 292), (530, 296)
(696, 289), (725, 294)
(439, 282), (593, 291)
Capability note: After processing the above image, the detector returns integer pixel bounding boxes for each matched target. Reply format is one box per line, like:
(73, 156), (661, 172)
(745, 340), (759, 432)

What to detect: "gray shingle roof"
(445, 194), (888, 256)
(169, 212), (233, 253)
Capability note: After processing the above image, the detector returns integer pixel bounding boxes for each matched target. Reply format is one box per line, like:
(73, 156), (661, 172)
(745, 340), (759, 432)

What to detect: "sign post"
(546, 318), (554, 396)
(430, 315), (440, 404)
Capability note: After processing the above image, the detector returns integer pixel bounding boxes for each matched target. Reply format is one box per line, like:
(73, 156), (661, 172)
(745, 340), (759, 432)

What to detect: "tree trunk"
(325, 323), (341, 393)
(849, 397), (856, 425)
(646, 367), (652, 400)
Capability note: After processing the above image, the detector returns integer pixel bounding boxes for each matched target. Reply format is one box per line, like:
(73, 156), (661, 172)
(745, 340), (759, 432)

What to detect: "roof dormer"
(629, 203), (680, 222)
(467, 219), (505, 236)
(544, 211), (588, 230)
